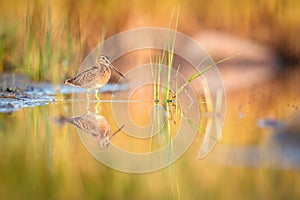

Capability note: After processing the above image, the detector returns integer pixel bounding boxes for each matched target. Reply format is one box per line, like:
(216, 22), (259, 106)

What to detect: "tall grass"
(0, 0), (299, 82)
(148, 6), (182, 199)
(22, 1), (83, 82)
(147, 6), (242, 197)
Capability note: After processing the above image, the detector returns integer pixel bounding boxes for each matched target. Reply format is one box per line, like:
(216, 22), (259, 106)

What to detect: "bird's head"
(97, 55), (111, 67)
(99, 136), (110, 148)
(97, 55), (125, 78)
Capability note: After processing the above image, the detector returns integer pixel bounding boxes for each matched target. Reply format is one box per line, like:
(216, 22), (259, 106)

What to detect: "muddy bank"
(0, 74), (127, 113)
(0, 92), (55, 113)
(0, 74), (55, 113)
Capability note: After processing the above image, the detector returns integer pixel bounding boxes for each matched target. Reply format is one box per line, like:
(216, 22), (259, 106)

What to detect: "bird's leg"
(95, 89), (101, 101)
(95, 89), (100, 114)
(86, 90), (91, 112)
(86, 92), (89, 100)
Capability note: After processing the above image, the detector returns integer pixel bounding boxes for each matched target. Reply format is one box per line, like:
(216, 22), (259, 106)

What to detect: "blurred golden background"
(1, 0), (300, 199)
(0, 0), (299, 81)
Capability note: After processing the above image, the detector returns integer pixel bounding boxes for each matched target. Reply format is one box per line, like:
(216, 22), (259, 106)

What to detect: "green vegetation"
(0, 0), (299, 81)
(1, 1), (300, 200)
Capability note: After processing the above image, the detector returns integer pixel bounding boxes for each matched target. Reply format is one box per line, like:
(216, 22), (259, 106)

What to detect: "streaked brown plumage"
(61, 113), (124, 148)
(64, 55), (124, 90)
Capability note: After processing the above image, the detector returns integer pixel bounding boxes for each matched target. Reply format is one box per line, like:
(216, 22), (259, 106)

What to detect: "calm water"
(1, 67), (300, 200)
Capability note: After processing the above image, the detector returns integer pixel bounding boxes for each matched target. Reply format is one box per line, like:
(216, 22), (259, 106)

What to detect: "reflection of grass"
(2, 84), (300, 199)
(1, 1), (300, 200)
(149, 7), (239, 198)
(148, 7), (239, 197)
(148, 6), (181, 199)
(1, 70), (300, 199)
(149, 7), (180, 149)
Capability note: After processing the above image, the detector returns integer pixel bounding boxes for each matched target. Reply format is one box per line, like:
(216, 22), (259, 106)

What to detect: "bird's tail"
(64, 78), (75, 86)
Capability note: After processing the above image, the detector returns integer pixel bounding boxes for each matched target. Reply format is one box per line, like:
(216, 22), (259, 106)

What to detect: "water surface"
(1, 67), (300, 199)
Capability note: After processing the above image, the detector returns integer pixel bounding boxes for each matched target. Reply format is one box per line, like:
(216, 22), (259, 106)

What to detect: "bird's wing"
(67, 66), (99, 86)
(69, 115), (98, 136)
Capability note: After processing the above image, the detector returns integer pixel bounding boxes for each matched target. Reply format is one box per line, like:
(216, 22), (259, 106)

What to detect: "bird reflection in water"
(58, 113), (124, 148)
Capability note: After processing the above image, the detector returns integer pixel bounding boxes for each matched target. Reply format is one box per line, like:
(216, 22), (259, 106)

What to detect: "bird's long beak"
(109, 63), (125, 78)
(109, 124), (125, 139)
